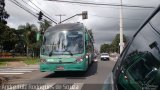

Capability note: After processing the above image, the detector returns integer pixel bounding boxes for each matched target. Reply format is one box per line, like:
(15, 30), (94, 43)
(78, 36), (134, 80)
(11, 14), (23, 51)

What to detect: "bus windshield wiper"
(49, 50), (53, 57)
(49, 44), (54, 57)
(65, 50), (73, 56)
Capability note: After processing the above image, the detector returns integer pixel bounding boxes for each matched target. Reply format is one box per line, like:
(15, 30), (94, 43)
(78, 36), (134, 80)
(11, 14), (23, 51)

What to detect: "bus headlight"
(40, 59), (46, 63)
(86, 55), (88, 58)
(75, 56), (84, 63)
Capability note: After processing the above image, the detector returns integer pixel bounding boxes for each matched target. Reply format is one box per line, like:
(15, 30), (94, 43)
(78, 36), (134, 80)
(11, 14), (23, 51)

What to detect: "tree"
(18, 23), (38, 57)
(0, 0), (10, 25)
(111, 34), (127, 53)
(39, 19), (52, 33)
(100, 44), (110, 53)
(100, 34), (127, 53)
(0, 23), (18, 52)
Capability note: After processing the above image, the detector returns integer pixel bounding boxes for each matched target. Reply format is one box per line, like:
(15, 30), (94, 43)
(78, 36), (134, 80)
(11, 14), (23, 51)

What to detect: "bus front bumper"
(40, 61), (87, 72)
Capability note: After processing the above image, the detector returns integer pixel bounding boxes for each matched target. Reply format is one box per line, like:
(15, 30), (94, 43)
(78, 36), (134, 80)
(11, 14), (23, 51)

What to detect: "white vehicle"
(100, 53), (109, 61)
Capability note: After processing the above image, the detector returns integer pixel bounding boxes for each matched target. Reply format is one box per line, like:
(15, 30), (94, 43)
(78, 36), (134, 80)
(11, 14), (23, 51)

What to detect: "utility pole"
(119, 0), (124, 54)
(56, 14), (66, 23)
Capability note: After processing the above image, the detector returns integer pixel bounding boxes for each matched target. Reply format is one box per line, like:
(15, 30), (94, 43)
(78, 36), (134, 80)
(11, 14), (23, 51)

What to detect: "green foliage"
(38, 19), (52, 44)
(0, 20), (42, 57)
(22, 58), (39, 65)
(111, 34), (127, 52)
(0, 58), (22, 62)
(39, 19), (52, 33)
(100, 44), (110, 53)
(0, 23), (19, 51)
(0, 62), (7, 67)
(0, 58), (39, 66)
(17, 23), (39, 57)
(100, 34), (127, 53)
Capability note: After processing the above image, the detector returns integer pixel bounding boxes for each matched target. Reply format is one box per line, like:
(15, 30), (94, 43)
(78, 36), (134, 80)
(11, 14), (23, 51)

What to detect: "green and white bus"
(39, 23), (94, 72)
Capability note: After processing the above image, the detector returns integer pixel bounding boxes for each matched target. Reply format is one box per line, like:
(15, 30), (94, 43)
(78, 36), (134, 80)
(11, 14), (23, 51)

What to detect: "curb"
(109, 57), (117, 61)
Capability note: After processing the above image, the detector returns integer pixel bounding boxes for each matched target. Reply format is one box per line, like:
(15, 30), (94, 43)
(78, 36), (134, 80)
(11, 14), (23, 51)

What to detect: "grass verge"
(0, 57), (40, 66)
(22, 58), (40, 65)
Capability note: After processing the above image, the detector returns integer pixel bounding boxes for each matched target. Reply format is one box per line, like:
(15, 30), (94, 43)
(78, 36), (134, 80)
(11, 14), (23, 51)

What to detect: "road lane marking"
(0, 72), (24, 74)
(0, 68), (38, 75)
(102, 72), (114, 90)
(0, 68), (38, 71)
(11, 68), (38, 70)
(0, 71), (32, 73)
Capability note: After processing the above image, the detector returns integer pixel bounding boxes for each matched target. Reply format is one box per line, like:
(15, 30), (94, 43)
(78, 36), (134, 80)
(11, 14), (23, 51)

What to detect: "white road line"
(0, 68), (37, 74)
(11, 69), (38, 70)
(0, 68), (38, 71)
(69, 83), (83, 90)
(0, 73), (24, 74)
(36, 83), (56, 90)
(0, 71), (32, 73)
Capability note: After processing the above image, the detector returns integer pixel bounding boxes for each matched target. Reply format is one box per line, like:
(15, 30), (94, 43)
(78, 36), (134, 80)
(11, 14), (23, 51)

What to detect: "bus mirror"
(85, 34), (89, 41)
(36, 32), (40, 41)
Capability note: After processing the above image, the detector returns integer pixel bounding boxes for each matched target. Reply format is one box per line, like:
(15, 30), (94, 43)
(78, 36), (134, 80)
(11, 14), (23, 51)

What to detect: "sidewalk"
(109, 56), (119, 61)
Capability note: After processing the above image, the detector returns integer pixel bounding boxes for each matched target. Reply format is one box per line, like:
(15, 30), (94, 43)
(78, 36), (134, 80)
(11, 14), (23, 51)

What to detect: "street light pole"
(58, 11), (88, 24)
(55, 14), (66, 23)
(119, 0), (124, 54)
(59, 14), (79, 24)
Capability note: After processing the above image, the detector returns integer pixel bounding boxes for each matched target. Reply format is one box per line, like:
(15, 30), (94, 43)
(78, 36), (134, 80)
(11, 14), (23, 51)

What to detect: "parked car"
(100, 53), (109, 61)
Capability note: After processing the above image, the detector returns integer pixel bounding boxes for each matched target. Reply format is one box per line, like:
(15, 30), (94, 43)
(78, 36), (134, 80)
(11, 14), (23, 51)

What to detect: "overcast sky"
(5, 0), (160, 50)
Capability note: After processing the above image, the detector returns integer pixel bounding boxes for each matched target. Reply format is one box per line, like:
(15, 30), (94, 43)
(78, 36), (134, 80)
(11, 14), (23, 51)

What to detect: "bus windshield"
(41, 30), (84, 56)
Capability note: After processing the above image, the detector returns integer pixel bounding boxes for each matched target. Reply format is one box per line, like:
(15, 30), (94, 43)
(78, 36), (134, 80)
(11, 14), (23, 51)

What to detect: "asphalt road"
(3, 58), (116, 90)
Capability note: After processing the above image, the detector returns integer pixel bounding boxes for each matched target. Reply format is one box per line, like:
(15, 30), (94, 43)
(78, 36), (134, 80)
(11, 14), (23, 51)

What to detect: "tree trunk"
(27, 46), (29, 58)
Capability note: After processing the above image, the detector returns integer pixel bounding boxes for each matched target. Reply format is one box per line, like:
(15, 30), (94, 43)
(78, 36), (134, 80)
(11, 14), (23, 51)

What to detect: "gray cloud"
(5, 0), (160, 50)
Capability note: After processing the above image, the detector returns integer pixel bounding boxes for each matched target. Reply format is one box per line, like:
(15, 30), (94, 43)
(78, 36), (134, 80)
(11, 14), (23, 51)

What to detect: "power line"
(28, 0), (58, 22)
(13, 0), (37, 18)
(54, 0), (155, 10)
(22, 0), (58, 22)
(90, 14), (144, 21)
(9, 0), (57, 24)
(69, 3), (154, 11)
(21, 0), (39, 12)
(9, 0), (38, 18)
(47, 0), (155, 9)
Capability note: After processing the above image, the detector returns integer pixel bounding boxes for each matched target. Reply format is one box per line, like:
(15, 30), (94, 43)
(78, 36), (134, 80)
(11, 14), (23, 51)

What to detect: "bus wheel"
(86, 59), (90, 70)
(84, 60), (88, 72)
(91, 58), (94, 64)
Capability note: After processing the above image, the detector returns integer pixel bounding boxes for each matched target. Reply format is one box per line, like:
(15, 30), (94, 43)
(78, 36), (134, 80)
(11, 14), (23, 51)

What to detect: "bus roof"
(46, 23), (84, 32)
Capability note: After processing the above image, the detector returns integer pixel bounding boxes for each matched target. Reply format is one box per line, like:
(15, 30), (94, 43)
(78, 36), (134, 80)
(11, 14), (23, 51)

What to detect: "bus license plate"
(56, 66), (64, 70)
